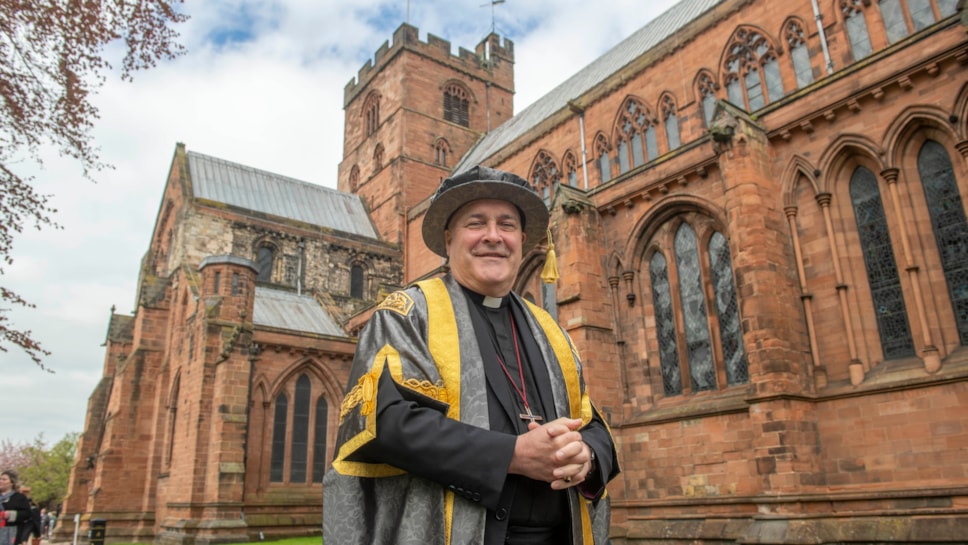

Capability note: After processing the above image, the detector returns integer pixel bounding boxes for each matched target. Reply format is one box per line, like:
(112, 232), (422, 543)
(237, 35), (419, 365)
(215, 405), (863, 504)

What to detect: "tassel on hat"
(540, 228), (559, 284)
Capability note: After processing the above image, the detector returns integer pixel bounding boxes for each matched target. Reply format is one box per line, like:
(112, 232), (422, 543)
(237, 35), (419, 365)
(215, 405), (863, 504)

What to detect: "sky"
(2, 0), (682, 446)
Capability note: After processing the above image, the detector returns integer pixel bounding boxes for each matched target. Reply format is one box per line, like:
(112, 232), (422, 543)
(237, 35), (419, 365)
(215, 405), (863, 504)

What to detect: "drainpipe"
(811, 0), (834, 74)
(568, 100), (590, 190)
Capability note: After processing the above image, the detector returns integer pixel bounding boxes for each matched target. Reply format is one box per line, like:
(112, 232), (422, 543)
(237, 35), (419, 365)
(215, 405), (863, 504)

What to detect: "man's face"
(444, 199), (526, 297)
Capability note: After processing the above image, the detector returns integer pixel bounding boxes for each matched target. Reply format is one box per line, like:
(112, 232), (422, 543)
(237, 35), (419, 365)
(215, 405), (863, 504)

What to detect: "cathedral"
(57, 0), (968, 543)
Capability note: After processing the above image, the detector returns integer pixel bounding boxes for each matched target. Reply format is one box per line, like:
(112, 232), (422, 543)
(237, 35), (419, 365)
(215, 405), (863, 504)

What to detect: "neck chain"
(494, 312), (543, 424)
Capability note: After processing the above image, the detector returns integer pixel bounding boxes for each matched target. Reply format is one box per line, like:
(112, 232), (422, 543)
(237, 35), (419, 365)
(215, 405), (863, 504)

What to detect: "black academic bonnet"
(421, 165), (549, 257)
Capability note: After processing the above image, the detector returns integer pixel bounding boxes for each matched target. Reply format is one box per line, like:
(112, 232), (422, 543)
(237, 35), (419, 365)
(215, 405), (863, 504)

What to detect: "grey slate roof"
(253, 286), (345, 337)
(456, 0), (725, 171)
(187, 151), (379, 239)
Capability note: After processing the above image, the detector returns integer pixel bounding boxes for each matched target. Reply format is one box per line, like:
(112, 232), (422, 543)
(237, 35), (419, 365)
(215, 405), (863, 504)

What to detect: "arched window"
(723, 27), (783, 111)
(269, 393), (288, 482)
(849, 166), (915, 359)
(231, 272), (240, 295)
(363, 92), (380, 136)
(563, 151), (579, 187)
(530, 151), (560, 205)
(350, 264), (364, 299)
(698, 72), (718, 128)
(917, 140), (968, 344)
(661, 95), (680, 151)
(647, 217), (748, 396)
(268, 372), (330, 485)
(256, 245), (274, 283)
(434, 138), (451, 167)
(785, 19), (814, 89)
(443, 83), (470, 127)
(615, 98), (658, 174)
(842, 0), (874, 61)
(373, 143), (384, 172)
(213, 271), (221, 294)
(595, 134), (612, 184)
(349, 164), (360, 190)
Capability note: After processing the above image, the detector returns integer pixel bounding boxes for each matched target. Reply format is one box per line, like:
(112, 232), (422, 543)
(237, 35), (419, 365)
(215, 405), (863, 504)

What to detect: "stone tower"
(337, 23), (515, 279)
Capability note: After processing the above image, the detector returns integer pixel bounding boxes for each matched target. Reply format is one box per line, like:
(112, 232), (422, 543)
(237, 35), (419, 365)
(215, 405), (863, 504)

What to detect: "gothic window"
(842, 0), (874, 61)
(269, 393), (288, 482)
(785, 19), (814, 88)
(530, 151), (561, 205)
(213, 271), (221, 294)
(698, 72), (718, 128)
(269, 372), (329, 485)
(615, 98), (657, 174)
(363, 92), (380, 136)
(435, 138), (451, 167)
(917, 140), (968, 345)
(563, 151), (579, 187)
(661, 95), (680, 151)
(647, 217), (748, 397)
(231, 272), (240, 295)
(256, 245), (274, 283)
(312, 397), (329, 483)
(349, 164), (360, 190)
(443, 82), (470, 127)
(350, 264), (364, 299)
(373, 143), (384, 172)
(849, 167), (916, 359)
(595, 134), (612, 184)
(723, 27), (783, 112)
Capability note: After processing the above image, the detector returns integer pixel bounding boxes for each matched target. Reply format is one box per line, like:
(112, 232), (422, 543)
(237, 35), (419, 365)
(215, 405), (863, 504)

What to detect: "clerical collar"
(461, 287), (509, 309)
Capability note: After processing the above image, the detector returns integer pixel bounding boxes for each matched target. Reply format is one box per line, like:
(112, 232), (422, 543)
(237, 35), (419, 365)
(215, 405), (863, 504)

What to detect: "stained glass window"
(849, 167), (916, 358)
(918, 140), (968, 345)
(650, 252), (682, 395)
(675, 224), (716, 391)
(270, 394), (288, 482)
(596, 135), (611, 184)
(723, 28), (783, 111)
(709, 232), (749, 385)
(563, 152), (579, 187)
(531, 151), (560, 205)
(699, 73), (718, 128)
(663, 96), (680, 151)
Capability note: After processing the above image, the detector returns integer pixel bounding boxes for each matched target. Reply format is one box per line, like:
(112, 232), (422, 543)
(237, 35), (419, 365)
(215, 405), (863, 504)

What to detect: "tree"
(0, 0), (189, 369)
(0, 433), (78, 509)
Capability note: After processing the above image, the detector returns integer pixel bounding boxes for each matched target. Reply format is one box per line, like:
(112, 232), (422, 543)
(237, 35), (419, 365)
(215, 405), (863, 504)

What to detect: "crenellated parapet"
(344, 22), (515, 106)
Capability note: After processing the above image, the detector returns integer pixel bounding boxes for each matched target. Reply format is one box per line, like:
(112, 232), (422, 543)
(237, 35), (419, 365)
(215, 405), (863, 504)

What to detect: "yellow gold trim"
(523, 299), (584, 421)
(579, 499), (593, 543)
(416, 279), (461, 418)
(376, 290), (415, 316)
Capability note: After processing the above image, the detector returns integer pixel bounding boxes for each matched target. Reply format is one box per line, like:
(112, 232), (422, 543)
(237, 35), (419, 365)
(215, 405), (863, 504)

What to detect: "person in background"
(324, 166), (620, 544)
(0, 470), (31, 545)
(14, 488), (40, 545)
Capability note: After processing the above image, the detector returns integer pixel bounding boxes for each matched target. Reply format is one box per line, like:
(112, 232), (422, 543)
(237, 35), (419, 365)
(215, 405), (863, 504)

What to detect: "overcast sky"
(2, 0), (681, 446)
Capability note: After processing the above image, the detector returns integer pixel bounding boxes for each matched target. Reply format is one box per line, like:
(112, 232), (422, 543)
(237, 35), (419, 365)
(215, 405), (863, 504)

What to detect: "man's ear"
(444, 229), (452, 256)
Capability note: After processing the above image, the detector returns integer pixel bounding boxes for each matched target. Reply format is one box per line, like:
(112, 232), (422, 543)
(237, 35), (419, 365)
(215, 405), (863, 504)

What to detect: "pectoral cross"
(519, 404), (543, 424)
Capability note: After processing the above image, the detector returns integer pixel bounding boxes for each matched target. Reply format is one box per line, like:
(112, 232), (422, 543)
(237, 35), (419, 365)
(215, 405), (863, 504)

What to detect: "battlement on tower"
(344, 22), (514, 106)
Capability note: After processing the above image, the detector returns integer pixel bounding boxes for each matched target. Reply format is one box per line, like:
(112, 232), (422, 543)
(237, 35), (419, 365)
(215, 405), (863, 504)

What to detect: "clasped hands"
(509, 417), (593, 490)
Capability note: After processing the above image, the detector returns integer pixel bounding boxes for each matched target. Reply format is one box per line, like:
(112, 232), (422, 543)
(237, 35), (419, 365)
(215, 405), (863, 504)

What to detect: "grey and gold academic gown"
(324, 274), (618, 545)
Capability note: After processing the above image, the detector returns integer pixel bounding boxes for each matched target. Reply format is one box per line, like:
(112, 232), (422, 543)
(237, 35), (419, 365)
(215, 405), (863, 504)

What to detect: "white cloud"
(2, 0), (680, 444)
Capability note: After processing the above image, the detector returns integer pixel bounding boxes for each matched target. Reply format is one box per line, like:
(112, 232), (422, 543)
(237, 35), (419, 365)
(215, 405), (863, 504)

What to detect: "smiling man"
(324, 165), (619, 545)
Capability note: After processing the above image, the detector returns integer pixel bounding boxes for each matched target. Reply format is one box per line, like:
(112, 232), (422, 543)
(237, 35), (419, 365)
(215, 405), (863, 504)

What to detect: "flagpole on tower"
(480, 0), (506, 34)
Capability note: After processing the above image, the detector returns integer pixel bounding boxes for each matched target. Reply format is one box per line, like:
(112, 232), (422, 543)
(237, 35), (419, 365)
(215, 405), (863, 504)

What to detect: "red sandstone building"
(59, 0), (968, 543)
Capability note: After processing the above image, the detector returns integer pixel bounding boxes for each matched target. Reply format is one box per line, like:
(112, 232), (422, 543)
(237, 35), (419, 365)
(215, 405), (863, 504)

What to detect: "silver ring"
(564, 476), (572, 483)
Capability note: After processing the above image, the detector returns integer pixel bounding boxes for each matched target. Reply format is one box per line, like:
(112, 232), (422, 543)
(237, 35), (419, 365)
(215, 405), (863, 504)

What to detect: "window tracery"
(443, 82), (470, 127)
(723, 27), (783, 111)
(530, 151), (561, 205)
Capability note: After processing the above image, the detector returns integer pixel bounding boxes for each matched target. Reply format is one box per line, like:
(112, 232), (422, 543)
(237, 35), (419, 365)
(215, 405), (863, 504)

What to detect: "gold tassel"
(541, 228), (559, 284)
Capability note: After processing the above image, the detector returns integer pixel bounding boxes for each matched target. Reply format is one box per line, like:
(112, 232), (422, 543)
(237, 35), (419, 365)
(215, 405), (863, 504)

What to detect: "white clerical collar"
(482, 295), (503, 308)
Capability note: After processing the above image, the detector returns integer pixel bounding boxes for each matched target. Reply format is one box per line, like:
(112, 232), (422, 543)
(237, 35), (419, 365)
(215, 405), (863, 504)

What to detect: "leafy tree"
(0, 433), (78, 509)
(0, 0), (189, 369)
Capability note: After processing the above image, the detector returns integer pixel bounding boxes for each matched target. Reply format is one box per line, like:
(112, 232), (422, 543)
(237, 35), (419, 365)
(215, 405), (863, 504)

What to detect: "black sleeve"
(354, 368), (517, 510)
